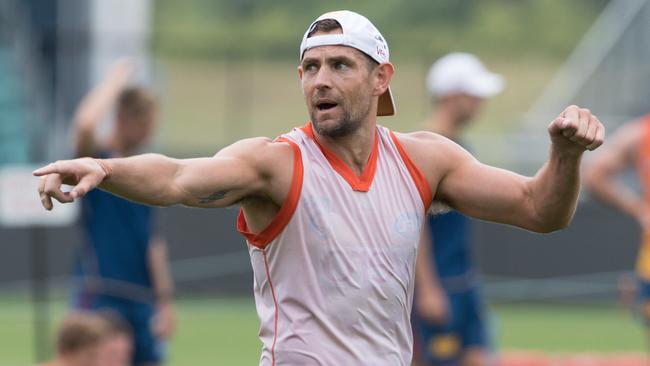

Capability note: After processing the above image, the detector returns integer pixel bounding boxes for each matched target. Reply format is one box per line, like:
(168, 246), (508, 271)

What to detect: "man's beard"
(310, 100), (371, 138)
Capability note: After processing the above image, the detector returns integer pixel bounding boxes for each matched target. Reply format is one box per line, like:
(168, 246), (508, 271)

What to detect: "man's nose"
(313, 67), (332, 90)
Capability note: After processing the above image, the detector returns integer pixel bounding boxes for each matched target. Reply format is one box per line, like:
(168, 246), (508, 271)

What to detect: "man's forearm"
(415, 228), (443, 294)
(149, 238), (174, 303)
(528, 147), (583, 232)
(99, 154), (184, 206)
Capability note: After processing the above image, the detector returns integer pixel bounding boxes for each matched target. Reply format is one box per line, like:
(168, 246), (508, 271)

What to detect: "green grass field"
(0, 294), (645, 365)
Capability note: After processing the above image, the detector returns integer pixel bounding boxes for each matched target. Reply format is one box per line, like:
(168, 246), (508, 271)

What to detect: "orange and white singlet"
(237, 123), (432, 365)
(636, 115), (650, 280)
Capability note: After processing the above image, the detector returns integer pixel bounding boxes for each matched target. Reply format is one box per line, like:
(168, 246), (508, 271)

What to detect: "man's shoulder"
(218, 136), (294, 157)
(391, 130), (467, 164)
(388, 129), (476, 191)
(217, 136), (297, 178)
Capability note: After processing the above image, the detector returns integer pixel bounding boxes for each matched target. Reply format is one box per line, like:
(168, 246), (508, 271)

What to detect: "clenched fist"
(548, 105), (605, 155)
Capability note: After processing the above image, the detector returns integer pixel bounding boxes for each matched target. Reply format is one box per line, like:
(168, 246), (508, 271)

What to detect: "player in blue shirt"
(412, 53), (505, 366)
(70, 60), (175, 366)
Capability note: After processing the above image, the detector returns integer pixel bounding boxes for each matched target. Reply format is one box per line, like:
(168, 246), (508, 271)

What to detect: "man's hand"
(153, 301), (176, 340)
(548, 105), (605, 156)
(415, 285), (450, 325)
(33, 158), (109, 210)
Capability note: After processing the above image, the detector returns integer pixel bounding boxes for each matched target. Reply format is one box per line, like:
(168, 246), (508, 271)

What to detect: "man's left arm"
(148, 236), (176, 340)
(416, 105), (605, 233)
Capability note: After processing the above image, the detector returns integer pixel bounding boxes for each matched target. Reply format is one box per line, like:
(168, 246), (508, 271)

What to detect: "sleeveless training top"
(237, 123), (432, 366)
(636, 115), (650, 280)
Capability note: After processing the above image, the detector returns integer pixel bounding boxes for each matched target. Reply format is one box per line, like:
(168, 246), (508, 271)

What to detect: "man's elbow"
(530, 221), (570, 234)
(526, 215), (572, 233)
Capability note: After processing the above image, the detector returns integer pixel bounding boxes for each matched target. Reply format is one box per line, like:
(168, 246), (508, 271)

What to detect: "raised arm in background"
(584, 119), (646, 227)
(73, 59), (134, 158)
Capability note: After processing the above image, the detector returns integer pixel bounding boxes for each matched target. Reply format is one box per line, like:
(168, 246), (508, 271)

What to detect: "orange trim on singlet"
(262, 250), (279, 366)
(389, 131), (433, 212)
(300, 122), (379, 192)
(236, 137), (303, 249)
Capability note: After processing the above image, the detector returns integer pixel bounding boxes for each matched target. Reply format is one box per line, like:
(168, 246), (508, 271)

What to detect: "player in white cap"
(35, 10), (603, 366)
(412, 53), (504, 366)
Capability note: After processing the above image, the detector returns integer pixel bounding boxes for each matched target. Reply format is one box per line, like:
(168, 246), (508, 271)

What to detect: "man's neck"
(427, 108), (460, 140)
(313, 120), (376, 176)
(108, 134), (134, 157)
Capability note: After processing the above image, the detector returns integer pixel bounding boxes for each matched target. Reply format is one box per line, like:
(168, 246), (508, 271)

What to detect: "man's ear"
(297, 65), (304, 80)
(373, 62), (394, 97)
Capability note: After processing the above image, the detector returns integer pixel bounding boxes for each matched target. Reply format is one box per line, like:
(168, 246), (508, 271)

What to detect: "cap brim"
(377, 87), (395, 116)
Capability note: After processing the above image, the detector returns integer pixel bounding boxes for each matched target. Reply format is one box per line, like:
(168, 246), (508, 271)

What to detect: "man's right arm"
(584, 120), (645, 222)
(34, 137), (292, 210)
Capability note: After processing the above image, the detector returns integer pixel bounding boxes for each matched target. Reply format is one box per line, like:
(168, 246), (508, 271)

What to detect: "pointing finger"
(33, 163), (58, 177)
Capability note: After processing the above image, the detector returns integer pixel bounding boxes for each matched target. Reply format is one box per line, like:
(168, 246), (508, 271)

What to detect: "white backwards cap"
(300, 10), (395, 116)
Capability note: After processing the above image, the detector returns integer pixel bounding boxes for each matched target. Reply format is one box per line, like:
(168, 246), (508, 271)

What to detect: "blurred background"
(0, 0), (649, 365)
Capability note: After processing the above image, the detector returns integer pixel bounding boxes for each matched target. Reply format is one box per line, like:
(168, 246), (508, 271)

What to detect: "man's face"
(298, 31), (377, 138)
(61, 345), (102, 366)
(447, 93), (485, 127)
(97, 334), (132, 366)
(116, 109), (157, 152)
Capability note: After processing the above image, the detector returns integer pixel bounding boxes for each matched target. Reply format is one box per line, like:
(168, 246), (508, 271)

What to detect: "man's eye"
(305, 64), (318, 72)
(334, 62), (348, 70)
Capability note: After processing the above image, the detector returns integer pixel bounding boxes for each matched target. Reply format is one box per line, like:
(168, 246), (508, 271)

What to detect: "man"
(70, 60), (175, 366)
(584, 113), (650, 346)
(35, 10), (603, 366)
(97, 311), (134, 366)
(412, 53), (504, 366)
(40, 312), (112, 366)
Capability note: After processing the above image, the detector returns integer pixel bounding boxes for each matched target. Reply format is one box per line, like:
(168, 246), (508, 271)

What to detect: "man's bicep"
(437, 157), (532, 225)
(175, 140), (269, 208)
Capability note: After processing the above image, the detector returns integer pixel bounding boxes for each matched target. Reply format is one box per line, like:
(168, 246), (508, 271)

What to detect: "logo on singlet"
(393, 212), (422, 240)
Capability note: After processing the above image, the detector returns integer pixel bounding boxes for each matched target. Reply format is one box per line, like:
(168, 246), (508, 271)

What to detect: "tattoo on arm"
(198, 191), (227, 203)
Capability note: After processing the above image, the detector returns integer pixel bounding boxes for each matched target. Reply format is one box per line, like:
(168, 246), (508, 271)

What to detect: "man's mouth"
(316, 100), (339, 111)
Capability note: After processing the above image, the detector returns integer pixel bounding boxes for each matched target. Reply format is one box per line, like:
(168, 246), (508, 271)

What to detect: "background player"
(412, 53), (504, 366)
(584, 113), (650, 348)
(96, 311), (134, 366)
(40, 312), (112, 366)
(34, 11), (604, 365)
(70, 59), (175, 365)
